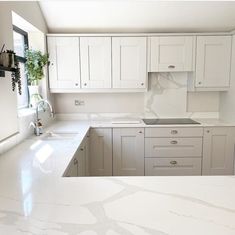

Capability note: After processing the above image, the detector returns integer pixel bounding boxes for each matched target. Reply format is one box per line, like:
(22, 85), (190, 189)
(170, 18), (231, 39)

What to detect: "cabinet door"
(90, 128), (112, 176)
(149, 36), (194, 72)
(196, 36), (232, 88)
(80, 37), (111, 88)
(77, 145), (86, 177)
(47, 37), (81, 89)
(113, 128), (144, 176)
(112, 37), (147, 89)
(84, 136), (90, 176)
(65, 158), (78, 177)
(203, 127), (235, 175)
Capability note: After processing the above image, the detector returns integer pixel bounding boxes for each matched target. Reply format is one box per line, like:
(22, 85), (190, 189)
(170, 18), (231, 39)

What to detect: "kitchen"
(0, 1), (235, 234)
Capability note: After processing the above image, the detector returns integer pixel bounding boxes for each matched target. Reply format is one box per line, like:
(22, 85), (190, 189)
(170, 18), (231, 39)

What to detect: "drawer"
(145, 158), (202, 176)
(145, 127), (203, 137)
(145, 137), (202, 157)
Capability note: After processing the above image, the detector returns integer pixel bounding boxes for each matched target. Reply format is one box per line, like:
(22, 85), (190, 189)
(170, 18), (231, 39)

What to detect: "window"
(13, 25), (29, 109)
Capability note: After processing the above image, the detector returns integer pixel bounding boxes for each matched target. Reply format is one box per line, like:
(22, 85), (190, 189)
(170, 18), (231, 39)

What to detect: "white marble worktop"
(0, 120), (235, 234)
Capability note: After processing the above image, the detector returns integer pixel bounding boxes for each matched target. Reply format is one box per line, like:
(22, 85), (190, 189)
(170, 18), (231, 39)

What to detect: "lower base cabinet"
(65, 126), (235, 177)
(65, 135), (89, 177)
(113, 128), (145, 176)
(89, 128), (112, 176)
(202, 127), (235, 175)
(145, 158), (202, 176)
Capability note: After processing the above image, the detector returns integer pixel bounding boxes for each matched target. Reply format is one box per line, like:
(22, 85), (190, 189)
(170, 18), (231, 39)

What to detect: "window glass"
(13, 31), (25, 57)
(13, 26), (29, 109)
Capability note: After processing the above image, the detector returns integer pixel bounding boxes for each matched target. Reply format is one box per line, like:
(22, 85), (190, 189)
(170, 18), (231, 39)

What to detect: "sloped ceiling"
(39, 0), (235, 33)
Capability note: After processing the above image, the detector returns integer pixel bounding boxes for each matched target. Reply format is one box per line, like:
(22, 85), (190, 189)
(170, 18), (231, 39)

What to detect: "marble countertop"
(0, 120), (235, 234)
(68, 118), (235, 128)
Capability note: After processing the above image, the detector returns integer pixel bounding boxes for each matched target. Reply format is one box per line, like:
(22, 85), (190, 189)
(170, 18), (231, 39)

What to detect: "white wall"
(54, 73), (220, 118)
(220, 35), (235, 122)
(0, 2), (50, 153)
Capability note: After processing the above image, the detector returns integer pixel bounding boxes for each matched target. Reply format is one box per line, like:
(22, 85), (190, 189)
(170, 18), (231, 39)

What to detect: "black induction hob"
(142, 118), (201, 125)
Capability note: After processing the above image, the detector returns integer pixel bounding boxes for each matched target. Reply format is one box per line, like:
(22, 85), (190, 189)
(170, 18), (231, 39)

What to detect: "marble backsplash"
(54, 72), (220, 120)
(145, 72), (188, 118)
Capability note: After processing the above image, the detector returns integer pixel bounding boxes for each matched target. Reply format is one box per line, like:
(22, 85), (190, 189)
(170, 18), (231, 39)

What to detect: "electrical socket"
(74, 100), (85, 106)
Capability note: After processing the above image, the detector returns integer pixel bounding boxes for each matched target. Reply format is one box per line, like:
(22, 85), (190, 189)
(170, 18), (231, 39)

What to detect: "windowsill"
(18, 107), (36, 118)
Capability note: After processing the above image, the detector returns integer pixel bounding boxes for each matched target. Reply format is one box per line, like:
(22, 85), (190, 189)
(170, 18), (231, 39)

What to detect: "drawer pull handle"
(171, 130), (178, 134)
(168, 65), (175, 69)
(170, 140), (178, 144)
(170, 160), (177, 165)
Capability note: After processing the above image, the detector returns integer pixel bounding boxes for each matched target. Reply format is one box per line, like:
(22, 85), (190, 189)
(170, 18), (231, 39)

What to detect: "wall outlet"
(74, 100), (85, 106)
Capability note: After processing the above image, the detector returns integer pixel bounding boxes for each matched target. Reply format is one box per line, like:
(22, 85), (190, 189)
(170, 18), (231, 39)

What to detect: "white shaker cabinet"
(195, 36), (232, 90)
(47, 37), (81, 89)
(202, 127), (235, 175)
(64, 136), (89, 177)
(65, 157), (79, 177)
(89, 128), (112, 176)
(80, 37), (112, 89)
(149, 36), (194, 72)
(113, 128), (145, 176)
(112, 37), (147, 89)
(78, 137), (90, 176)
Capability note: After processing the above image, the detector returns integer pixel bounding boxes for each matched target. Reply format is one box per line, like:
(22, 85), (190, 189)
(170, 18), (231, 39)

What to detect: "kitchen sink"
(42, 131), (78, 140)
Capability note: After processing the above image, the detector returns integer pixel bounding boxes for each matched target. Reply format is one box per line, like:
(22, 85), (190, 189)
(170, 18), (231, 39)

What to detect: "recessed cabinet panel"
(145, 158), (201, 176)
(90, 128), (112, 176)
(145, 137), (202, 158)
(112, 37), (147, 89)
(113, 128), (144, 176)
(80, 37), (111, 88)
(47, 37), (80, 89)
(149, 36), (194, 72)
(202, 127), (235, 175)
(195, 36), (232, 89)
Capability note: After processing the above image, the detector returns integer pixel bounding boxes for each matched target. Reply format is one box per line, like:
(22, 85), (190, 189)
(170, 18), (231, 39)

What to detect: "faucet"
(34, 99), (54, 136)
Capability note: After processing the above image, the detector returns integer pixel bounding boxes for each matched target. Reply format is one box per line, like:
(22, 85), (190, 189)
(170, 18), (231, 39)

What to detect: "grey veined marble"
(145, 72), (188, 118)
(0, 121), (235, 234)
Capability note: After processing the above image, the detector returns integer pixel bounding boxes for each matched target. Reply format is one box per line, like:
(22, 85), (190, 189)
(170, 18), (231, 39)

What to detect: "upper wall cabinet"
(112, 37), (147, 89)
(80, 37), (112, 89)
(47, 37), (81, 89)
(195, 36), (232, 90)
(149, 36), (194, 72)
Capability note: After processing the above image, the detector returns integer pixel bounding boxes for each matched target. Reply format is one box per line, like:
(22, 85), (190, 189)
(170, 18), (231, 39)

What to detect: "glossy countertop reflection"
(0, 120), (235, 234)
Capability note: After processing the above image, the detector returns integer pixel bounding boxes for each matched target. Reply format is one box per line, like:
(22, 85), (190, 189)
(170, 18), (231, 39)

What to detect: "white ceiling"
(39, 1), (235, 33)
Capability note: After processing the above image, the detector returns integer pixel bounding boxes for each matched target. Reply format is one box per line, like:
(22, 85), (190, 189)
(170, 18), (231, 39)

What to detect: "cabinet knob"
(198, 82), (202, 85)
(170, 160), (177, 165)
(139, 131), (143, 134)
(75, 83), (79, 86)
(73, 158), (78, 165)
(171, 130), (178, 134)
(141, 83), (144, 86)
(168, 65), (175, 69)
(80, 148), (84, 151)
(84, 83), (87, 86)
(206, 130), (210, 133)
(170, 140), (178, 144)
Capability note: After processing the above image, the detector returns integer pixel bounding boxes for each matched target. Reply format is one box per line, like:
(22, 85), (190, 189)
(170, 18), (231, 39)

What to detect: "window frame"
(13, 25), (29, 109)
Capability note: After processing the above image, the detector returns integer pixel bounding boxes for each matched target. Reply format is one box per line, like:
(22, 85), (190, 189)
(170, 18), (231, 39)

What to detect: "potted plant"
(25, 49), (50, 107)
(0, 46), (22, 94)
